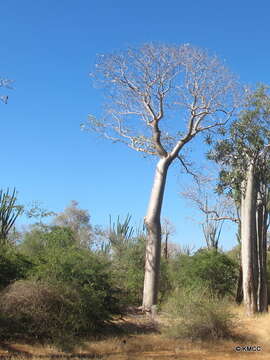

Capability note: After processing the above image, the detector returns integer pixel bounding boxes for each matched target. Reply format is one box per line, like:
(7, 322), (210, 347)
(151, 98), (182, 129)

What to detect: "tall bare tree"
(84, 43), (239, 309)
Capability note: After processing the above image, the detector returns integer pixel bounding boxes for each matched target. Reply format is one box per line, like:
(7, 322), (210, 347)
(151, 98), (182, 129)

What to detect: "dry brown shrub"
(0, 279), (81, 345)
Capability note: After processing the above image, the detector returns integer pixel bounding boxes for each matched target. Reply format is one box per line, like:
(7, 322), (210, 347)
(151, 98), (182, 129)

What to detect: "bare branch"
(208, 216), (239, 223)
(177, 155), (200, 182)
(85, 43), (240, 160)
(0, 78), (13, 104)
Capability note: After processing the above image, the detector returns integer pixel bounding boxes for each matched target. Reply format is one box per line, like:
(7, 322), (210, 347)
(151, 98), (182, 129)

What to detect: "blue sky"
(0, 0), (269, 250)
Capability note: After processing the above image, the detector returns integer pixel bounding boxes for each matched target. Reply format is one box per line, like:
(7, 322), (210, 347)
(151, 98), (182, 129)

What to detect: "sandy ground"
(0, 306), (269, 359)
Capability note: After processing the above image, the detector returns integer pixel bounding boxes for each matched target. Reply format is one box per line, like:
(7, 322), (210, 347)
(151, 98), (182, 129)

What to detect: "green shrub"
(159, 258), (173, 303)
(162, 287), (235, 341)
(20, 224), (121, 319)
(0, 246), (122, 347)
(30, 245), (121, 324)
(0, 236), (124, 348)
(4, 226), (124, 346)
(110, 235), (146, 306)
(0, 246), (33, 289)
(169, 249), (237, 298)
(19, 225), (76, 258)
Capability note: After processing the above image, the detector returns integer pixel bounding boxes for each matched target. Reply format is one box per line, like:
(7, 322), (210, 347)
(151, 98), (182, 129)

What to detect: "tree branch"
(208, 216), (239, 223)
(177, 155), (200, 183)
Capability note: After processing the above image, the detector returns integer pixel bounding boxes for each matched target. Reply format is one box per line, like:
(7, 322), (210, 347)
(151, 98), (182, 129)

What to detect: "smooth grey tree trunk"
(235, 213), (243, 304)
(261, 203), (268, 311)
(143, 157), (171, 309)
(256, 191), (268, 312)
(256, 196), (262, 311)
(241, 163), (257, 315)
(254, 197), (259, 301)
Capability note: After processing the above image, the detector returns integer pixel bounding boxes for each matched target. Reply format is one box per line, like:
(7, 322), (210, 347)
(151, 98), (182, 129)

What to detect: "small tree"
(84, 43), (239, 309)
(53, 201), (93, 248)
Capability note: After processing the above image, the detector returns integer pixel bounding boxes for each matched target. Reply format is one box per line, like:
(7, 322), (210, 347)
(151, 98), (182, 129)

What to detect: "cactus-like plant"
(108, 214), (134, 255)
(0, 188), (23, 245)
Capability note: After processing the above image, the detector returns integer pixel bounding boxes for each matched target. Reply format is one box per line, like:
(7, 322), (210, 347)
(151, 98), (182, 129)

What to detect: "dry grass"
(0, 305), (270, 359)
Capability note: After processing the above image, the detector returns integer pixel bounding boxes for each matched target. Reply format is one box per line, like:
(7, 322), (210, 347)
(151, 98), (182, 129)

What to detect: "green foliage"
(0, 240), (121, 346)
(0, 246), (33, 290)
(109, 232), (172, 306)
(159, 257), (173, 303)
(19, 225), (76, 258)
(99, 214), (144, 306)
(110, 234), (146, 306)
(108, 214), (134, 256)
(0, 223), (123, 346)
(208, 85), (270, 196)
(105, 214), (171, 307)
(169, 249), (238, 298)
(162, 287), (235, 341)
(29, 244), (121, 322)
(226, 244), (241, 265)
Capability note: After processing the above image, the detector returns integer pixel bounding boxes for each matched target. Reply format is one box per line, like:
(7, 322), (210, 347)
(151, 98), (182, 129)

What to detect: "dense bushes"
(19, 225), (76, 258)
(30, 246), (121, 323)
(20, 224), (121, 323)
(0, 248), (121, 346)
(162, 250), (238, 341)
(0, 246), (33, 289)
(0, 225), (122, 346)
(162, 287), (235, 341)
(0, 217), (240, 346)
(110, 235), (146, 306)
(169, 249), (238, 298)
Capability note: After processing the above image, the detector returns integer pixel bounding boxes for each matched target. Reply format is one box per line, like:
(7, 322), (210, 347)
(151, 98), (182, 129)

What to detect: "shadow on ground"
(0, 314), (160, 359)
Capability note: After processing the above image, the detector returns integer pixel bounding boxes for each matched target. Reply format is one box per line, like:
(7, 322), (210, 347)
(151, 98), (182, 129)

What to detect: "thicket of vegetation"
(0, 198), (258, 345)
(0, 189), (270, 347)
(0, 227), (122, 347)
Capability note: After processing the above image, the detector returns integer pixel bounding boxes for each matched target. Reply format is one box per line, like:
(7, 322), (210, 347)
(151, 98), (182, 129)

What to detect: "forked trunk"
(143, 157), (171, 309)
(241, 162), (257, 315)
